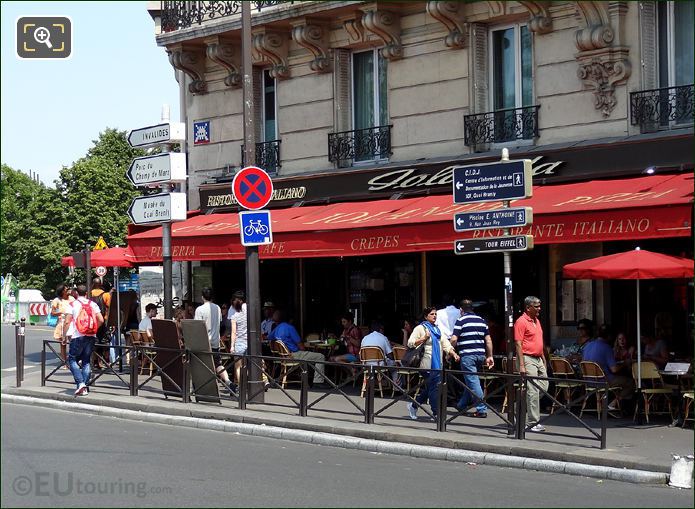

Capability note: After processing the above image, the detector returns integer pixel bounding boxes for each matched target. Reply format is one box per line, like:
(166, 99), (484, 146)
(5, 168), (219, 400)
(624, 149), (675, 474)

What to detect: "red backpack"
(75, 299), (98, 336)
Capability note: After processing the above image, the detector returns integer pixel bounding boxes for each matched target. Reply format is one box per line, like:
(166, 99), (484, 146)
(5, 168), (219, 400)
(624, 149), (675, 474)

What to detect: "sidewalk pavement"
(2, 367), (693, 485)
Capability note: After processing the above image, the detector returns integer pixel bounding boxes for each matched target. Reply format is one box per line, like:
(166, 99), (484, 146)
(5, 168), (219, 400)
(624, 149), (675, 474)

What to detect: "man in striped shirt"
(451, 299), (494, 417)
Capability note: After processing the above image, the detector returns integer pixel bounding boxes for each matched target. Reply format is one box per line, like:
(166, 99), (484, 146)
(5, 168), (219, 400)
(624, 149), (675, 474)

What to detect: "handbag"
(401, 342), (426, 368)
(47, 313), (58, 327)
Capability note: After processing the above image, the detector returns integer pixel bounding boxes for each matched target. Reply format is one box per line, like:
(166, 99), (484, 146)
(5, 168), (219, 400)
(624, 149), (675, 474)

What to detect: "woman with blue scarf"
(406, 306), (460, 420)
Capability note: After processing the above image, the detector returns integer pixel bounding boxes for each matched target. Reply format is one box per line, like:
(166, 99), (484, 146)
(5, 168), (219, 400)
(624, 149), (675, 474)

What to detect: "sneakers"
(74, 383), (88, 397)
(528, 423), (546, 432)
(607, 401), (618, 411)
(407, 402), (418, 420)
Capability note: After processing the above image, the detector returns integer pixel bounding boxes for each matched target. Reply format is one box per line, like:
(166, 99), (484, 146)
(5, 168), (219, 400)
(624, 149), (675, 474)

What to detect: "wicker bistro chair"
(682, 391), (694, 428)
(632, 361), (673, 423)
(129, 330), (156, 376)
(269, 340), (302, 388)
(392, 346), (420, 395)
(359, 346), (388, 398)
(579, 361), (622, 418)
(549, 357), (583, 414)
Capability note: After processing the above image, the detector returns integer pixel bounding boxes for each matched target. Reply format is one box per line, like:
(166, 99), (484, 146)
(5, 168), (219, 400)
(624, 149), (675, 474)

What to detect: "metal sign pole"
(242, 1), (263, 402)
(161, 105), (174, 319)
(114, 265), (122, 372)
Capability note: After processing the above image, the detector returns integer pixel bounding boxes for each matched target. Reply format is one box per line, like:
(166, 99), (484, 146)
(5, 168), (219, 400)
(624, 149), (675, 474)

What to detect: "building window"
(658, 1), (694, 89)
(352, 49), (388, 150)
(491, 25), (532, 111)
(262, 69), (277, 142)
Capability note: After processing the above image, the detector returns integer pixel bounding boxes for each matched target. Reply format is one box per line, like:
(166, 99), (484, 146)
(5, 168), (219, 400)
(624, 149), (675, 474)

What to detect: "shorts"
(343, 353), (359, 362)
(234, 341), (248, 355)
(212, 347), (225, 369)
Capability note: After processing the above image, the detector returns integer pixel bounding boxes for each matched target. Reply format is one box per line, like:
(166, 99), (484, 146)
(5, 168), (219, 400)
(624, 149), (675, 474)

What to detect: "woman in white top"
(50, 284), (74, 367)
(230, 291), (248, 385)
(406, 306), (459, 420)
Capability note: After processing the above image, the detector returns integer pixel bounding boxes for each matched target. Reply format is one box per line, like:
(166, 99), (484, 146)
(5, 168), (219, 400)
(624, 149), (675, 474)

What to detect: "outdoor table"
(659, 370), (693, 426)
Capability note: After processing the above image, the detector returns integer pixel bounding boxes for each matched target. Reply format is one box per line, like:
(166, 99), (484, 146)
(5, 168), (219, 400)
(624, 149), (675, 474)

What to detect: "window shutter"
(639, 2), (657, 90)
(470, 23), (489, 113)
(333, 48), (352, 132)
(253, 67), (263, 142)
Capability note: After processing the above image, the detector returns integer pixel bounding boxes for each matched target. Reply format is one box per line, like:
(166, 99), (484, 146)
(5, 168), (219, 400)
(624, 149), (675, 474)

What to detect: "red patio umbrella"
(563, 248), (693, 388)
(61, 246), (135, 268)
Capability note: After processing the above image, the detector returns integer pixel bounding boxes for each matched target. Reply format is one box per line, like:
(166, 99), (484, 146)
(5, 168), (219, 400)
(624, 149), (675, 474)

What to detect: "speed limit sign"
(95, 266), (107, 277)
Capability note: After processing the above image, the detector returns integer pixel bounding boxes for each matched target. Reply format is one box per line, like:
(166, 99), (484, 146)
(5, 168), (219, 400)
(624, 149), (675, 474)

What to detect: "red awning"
(61, 246), (136, 268)
(127, 173), (693, 262)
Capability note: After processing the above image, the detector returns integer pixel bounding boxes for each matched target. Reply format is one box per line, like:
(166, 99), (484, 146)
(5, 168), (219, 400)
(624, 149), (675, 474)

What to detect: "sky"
(1, 1), (180, 187)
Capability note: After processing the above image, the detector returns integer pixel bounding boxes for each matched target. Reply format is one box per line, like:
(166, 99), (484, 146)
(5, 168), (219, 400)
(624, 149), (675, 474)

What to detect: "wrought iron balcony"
(630, 84), (694, 133)
(161, 1), (291, 32)
(464, 105), (540, 148)
(241, 140), (281, 175)
(328, 125), (392, 166)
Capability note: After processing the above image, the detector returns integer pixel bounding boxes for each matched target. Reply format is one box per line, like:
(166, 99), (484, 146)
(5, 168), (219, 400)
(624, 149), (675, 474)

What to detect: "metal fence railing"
(39, 342), (610, 449)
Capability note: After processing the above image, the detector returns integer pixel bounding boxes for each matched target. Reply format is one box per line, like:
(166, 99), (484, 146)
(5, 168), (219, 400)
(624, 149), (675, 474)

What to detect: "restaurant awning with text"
(127, 173), (693, 263)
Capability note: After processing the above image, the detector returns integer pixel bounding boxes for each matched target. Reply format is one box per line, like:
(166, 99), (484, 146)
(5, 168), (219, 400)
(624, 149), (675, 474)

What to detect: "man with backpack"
(90, 277), (111, 369)
(65, 284), (104, 397)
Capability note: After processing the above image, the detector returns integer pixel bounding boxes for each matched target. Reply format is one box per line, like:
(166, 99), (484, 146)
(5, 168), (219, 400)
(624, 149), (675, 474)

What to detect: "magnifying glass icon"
(33, 26), (52, 49)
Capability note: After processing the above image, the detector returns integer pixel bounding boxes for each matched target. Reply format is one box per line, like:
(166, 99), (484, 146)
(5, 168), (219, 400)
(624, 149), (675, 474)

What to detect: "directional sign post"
(127, 153), (187, 187)
(232, 166), (274, 210)
(127, 193), (187, 225)
(454, 207), (532, 232)
(127, 122), (185, 148)
(454, 235), (533, 255)
(453, 159), (532, 204)
(239, 210), (273, 247)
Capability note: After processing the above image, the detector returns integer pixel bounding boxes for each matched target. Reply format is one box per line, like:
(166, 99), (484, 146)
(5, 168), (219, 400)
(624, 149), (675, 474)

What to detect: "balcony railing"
(241, 140), (281, 175)
(464, 105), (540, 148)
(328, 125), (392, 167)
(161, 1), (291, 32)
(630, 84), (694, 133)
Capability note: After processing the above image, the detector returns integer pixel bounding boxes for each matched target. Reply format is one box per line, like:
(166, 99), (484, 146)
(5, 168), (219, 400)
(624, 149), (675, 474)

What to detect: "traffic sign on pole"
(127, 192), (187, 225)
(95, 266), (107, 277)
(454, 207), (532, 232)
(239, 210), (273, 246)
(126, 153), (186, 187)
(232, 166), (274, 210)
(453, 159), (532, 204)
(454, 235), (533, 255)
(127, 122), (185, 148)
(93, 236), (108, 250)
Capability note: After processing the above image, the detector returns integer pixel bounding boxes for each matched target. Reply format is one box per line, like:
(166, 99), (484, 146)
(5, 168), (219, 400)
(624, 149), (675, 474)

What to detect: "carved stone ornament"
(204, 36), (241, 88)
(252, 29), (290, 79)
(167, 44), (207, 95)
(426, 1), (468, 49)
(291, 19), (330, 73)
(360, 8), (402, 60)
(343, 13), (366, 44)
(576, 49), (631, 117)
(517, 1), (553, 34)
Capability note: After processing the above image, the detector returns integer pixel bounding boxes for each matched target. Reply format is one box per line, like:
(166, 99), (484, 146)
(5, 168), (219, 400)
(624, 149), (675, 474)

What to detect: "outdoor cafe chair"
(392, 346), (418, 395)
(359, 346), (388, 398)
(632, 361), (672, 423)
(682, 391), (694, 428)
(269, 340), (302, 389)
(579, 361), (621, 418)
(501, 356), (521, 413)
(549, 357), (583, 414)
(129, 330), (156, 376)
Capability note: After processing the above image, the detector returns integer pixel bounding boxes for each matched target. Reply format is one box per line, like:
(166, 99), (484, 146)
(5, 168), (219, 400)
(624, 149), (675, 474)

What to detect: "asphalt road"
(1, 403), (692, 508)
(1, 324), (56, 374)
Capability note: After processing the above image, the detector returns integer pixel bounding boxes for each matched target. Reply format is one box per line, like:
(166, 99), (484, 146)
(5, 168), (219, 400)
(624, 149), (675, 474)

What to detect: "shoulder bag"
(401, 341), (426, 368)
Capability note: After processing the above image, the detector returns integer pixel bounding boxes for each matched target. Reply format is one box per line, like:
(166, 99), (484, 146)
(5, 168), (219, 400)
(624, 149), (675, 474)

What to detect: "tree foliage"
(1, 128), (145, 297)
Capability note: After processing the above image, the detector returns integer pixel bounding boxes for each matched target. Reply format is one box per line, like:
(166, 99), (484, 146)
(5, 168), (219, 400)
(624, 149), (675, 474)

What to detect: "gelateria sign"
(198, 134), (691, 212)
(200, 155), (561, 212)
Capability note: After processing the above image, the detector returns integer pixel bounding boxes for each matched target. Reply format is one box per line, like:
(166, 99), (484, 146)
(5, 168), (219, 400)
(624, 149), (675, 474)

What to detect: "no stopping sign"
(232, 166), (274, 210)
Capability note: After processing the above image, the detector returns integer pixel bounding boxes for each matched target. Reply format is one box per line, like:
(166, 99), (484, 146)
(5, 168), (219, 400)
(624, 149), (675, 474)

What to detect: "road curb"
(2, 393), (669, 485)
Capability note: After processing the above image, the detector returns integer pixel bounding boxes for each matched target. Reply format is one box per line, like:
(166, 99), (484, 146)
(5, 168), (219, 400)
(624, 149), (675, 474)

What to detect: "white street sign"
(127, 192), (187, 225)
(95, 266), (107, 277)
(126, 153), (187, 187)
(127, 122), (185, 148)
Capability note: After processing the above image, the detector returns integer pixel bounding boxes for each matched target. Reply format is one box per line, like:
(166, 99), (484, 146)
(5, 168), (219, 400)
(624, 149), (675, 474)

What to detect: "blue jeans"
(457, 355), (487, 414)
(68, 336), (95, 388)
(415, 370), (441, 417)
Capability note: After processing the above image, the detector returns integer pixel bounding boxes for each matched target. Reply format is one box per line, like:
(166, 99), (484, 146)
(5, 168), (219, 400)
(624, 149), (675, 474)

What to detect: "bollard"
(182, 352), (190, 404)
(299, 361), (308, 417)
(365, 366), (375, 424)
(130, 347), (139, 397)
(437, 368), (447, 432)
(238, 356), (247, 410)
(19, 318), (26, 382)
(41, 342), (46, 387)
(669, 455), (694, 489)
(516, 374), (527, 439)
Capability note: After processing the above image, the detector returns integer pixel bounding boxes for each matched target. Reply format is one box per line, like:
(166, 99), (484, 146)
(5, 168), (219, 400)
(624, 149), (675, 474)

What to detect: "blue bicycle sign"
(239, 210), (273, 246)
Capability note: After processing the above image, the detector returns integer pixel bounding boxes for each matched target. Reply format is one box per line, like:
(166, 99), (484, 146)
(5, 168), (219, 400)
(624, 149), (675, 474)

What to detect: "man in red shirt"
(514, 296), (549, 432)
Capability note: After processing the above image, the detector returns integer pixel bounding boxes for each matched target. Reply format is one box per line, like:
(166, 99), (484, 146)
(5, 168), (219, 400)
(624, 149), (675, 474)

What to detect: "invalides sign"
(127, 122), (185, 148)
